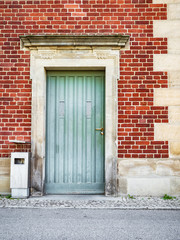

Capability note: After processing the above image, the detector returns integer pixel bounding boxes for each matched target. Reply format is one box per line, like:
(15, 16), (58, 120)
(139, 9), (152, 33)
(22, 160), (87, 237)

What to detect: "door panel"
(45, 70), (105, 194)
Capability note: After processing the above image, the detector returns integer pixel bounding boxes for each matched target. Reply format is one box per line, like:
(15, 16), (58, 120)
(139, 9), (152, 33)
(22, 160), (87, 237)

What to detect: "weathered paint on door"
(45, 70), (105, 194)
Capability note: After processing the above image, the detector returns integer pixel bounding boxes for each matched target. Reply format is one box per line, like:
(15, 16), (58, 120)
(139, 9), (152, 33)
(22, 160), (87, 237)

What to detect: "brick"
(71, 12), (86, 17)
(65, 4), (79, 9)
(0, 0), (169, 160)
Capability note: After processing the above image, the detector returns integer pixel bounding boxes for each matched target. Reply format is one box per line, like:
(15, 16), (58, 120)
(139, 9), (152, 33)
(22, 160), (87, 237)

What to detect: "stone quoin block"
(168, 3), (180, 19)
(170, 142), (180, 157)
(153, 0), (180, 4)
(168, 38), (180, 54)
(169, 106), (180, 123)
(154, 89), (180, 106)
(154, 21), (180, 38)
(155, 124), (180, 141)
(154, 55), (180, 71)
(169, 71), (180, 88)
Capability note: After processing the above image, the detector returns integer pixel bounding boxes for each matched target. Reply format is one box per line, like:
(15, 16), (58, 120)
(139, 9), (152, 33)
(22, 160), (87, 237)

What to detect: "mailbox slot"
(14, 158), (25, 164)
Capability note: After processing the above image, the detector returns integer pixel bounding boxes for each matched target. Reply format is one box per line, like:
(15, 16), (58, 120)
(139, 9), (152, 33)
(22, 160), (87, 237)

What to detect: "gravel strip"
(0, 196), (180, 209)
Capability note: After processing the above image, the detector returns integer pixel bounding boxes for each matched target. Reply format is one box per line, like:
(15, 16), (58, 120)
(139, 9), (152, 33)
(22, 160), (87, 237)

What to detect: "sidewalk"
(0, 195), (180, 210)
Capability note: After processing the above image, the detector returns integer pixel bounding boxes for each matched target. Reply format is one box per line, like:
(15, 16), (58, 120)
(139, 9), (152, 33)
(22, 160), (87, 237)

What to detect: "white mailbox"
(10, 152), (30, 198)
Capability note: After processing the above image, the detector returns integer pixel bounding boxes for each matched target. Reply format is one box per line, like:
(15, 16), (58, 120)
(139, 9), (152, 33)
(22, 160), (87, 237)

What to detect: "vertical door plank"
(46, 76), (56, 184)
(86, 75), (92, 183)
(58, 76), (65, 183)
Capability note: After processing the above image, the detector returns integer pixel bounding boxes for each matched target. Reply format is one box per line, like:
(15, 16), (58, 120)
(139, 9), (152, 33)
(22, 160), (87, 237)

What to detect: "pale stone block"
(127, 177), (171, 196)
(169, 106), (180, 123)
(0, 158), (10, 194)
(168, 4), (180, 19)
(0, 158), (10, 175)
(154, 54), (180, 71)
(154, 21), (180, 38)
(118, 159), (180, 177)
(118, 159), (155, 177)
(32, 97), (44, 114)
(170, 177), (180, 195)
(156, 160), (180, 176)
(168, 38), (180, 54)
(170, 142), (180, 157)
(169, 71), (180, 88)
(11, 188), (29, 199)
(154, 88), (180, 106)
(155, 123), (180, 141)
(127, 177), (180, 196)
(0, 177), (10, 194)
(117, 177), (127, 194)
(153, 0), (180, 4)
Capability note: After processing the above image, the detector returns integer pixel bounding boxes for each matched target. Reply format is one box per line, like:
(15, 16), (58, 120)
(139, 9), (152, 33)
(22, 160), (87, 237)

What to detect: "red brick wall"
(0, 0), (168, 158)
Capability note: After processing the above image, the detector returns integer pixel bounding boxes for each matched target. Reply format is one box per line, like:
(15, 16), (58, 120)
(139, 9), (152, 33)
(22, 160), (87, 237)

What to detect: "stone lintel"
(19, 35), (130, 49)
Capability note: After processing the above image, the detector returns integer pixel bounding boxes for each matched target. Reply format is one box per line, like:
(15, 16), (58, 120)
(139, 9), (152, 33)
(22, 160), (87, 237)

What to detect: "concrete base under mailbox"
(11, 188), (29, 199)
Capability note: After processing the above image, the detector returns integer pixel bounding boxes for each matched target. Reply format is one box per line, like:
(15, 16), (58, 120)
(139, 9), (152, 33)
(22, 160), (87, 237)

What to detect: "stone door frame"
(20, 35), (129, 196)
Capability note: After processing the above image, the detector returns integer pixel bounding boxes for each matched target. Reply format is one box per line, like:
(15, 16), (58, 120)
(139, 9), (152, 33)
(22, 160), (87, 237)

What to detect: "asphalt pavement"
(0, 208), (180, 240)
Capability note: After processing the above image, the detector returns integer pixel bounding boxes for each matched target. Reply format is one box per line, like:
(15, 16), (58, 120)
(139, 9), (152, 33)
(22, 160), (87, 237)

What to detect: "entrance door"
(45, 70), (105, 194)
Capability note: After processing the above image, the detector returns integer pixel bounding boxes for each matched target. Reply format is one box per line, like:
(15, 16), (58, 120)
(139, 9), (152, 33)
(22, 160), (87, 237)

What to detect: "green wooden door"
(45, 70), (105, 194)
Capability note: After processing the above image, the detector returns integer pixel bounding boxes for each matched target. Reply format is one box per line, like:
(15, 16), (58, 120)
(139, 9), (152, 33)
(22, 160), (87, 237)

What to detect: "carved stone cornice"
(20, 35), (129, 50)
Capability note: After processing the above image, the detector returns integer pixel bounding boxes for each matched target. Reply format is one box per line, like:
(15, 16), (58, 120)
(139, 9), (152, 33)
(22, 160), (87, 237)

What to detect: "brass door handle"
(95, 128), (104, 135)
(95, 128), (104, 131)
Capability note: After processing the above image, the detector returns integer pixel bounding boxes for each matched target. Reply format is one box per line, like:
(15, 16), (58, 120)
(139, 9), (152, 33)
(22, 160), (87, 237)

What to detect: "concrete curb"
(0, 205), (180, 210)
(0, 197), (180, 210)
